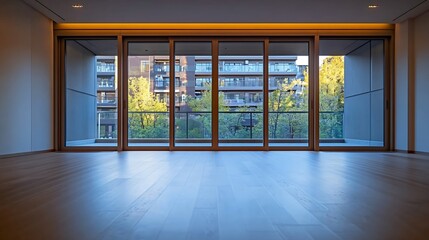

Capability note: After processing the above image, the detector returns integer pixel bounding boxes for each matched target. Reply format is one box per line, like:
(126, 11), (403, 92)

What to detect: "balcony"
(95, 111), (344, 144)
(97, 97), (116, 106)
(97, 63), (115, 73)
(97, 86), (115, 91)
(219, 79), (263, 90)
(195, 65), (212, 73)
(223, 99), (262, 107)
(153, 64), (181, 73)
(194, 79), (297, 91)
(154, 80), (169, 90)
(97, 111), (117, 125)
(269, 64), (297, 74)
(219, 65), (263, 75)
(97, 81), (115, 91)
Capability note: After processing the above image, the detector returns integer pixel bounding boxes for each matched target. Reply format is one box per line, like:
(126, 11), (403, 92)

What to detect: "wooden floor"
(1, 151), (429, 240)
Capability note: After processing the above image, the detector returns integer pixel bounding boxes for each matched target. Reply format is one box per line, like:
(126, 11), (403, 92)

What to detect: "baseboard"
(393, 149), (429, 155)
(414, 151), (429, 155)
(0, 149), (54, 159)
(393, 149), (410, 153)
(344, 139), (384, 146)
(66, 139), (96, 146)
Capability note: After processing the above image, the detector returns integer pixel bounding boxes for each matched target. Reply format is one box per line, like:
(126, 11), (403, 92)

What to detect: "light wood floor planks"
(0, 151), (429, 239)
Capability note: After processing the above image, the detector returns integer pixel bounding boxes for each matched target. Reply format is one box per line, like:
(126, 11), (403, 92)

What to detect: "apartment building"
(97, 55), (302, 140)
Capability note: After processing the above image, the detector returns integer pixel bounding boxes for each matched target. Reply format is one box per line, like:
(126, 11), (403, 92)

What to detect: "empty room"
(1, 0), (429, 239)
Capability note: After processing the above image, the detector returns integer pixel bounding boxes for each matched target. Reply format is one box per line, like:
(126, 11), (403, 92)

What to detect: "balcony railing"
(97, 97), (116, 104)
(154, 64), (181, 73)
(97, 63), (115, 72)
(194, 62), (298, 74)
(96, 111), (344, 141)
(219, 65), (263, 73)
(269, 65), (297, 73)
(194, 79), (294, 89)
(219, 79), (263, 88)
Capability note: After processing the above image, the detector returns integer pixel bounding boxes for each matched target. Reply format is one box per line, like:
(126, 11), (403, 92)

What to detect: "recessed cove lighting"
(368, 4), (379, 9)
(72, 4), (83, 8)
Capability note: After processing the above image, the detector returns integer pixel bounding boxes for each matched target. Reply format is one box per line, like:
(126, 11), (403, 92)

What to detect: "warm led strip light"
(54, 23), (394, 30)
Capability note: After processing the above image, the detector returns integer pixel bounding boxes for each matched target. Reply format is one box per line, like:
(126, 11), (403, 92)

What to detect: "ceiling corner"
(22, 0), (65, 23)
(392, 0), (429, 23)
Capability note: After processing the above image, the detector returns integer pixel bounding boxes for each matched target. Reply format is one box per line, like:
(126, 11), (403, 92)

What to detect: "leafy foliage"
(268, 74), (309, 139)
(319, 56), (345, 139)
(319, 56), (344, 112)
(128, 77), (168, 138)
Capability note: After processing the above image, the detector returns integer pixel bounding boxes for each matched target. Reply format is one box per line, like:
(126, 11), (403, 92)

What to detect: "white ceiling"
(24, 0), (429, 23)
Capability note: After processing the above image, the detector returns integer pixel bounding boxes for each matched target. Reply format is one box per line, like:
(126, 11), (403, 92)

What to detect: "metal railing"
(215, 64), (297, 73)
(97, 97), (116, 104)
(96, 111), (344, 141)
(194, 80), (296, 89)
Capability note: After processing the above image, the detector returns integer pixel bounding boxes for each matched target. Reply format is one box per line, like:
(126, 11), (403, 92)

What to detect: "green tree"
(319, 56), (344, 111)
(268, 71), (309, 139)
(319, 56), (344, 139)
(186, 83), (227, 111)
(128, 77), (168, 138)
(181, 83), (227, 139)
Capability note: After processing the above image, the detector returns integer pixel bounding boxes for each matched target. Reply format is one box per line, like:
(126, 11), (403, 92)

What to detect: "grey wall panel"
(66, 91), (97, 142)
(65, 41), (97, 95)
(65, 41), (97, 143)
(344, 42), (371, 97)
(414, 11), (429, 153)
(371, 90), (384, 142)
(344, 40), (385, 145)
(344, 94), (370, 141)
(371, 40), (384, 91)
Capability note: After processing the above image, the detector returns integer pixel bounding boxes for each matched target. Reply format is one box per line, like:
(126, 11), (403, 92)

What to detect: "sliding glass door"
(174, 42), (212, 147)
(268, 42), (310, 147)
(318, 39), (385, 148)
(218, 42), (264, 147)
(126, 42), (170, 147)
(64, 39), (118, 148)
(61, 36), (389, 150)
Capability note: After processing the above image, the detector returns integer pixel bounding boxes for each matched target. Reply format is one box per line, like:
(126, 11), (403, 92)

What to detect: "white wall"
(395, 10), (429, 153)
(0, 0), (53, 155)
(394, 21), (411, 151)
(413, 11), (429, 153)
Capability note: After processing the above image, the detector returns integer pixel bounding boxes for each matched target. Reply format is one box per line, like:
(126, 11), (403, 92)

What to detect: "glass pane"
(174, 42), (212, 147)
(319, 39), (384, 147)
(65, 39), (118, 147)
(268, 42), (309, 147)
(127, 42), (169, 147)
(218, 42), (264, 147)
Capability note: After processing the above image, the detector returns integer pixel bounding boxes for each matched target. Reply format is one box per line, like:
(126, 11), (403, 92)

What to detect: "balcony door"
(218, 42), (265, 147)
(60, 36), (389, 151)
(174, 42), (213, 147)
(318, 39), (386, 149)
(268, 42), (310, 147)
(123, 38), (313, 150)
(125, 41), (170, 148)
